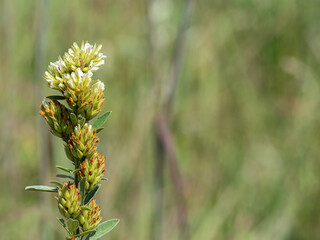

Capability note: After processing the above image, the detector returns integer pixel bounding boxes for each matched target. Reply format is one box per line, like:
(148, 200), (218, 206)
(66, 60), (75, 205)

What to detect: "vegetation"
(26, 41), (119, 239)
(0, 0), (320, 239)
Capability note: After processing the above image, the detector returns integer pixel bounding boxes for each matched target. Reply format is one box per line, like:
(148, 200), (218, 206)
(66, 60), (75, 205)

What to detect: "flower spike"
(26, 41), (118, 240)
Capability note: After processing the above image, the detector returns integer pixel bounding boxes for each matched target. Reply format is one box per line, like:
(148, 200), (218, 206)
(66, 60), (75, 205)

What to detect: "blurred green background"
(1, 0), (320, 239)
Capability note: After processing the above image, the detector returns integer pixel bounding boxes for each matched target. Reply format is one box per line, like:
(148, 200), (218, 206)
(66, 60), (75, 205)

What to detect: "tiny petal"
(84, 43), (93, 51)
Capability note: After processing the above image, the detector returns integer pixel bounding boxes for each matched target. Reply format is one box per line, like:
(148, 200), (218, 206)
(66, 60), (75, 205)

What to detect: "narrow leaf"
(89, 219), (120, 239)
(25, 185), (58, 192)
(57, 218), (66, 228)
(56, 174), (74, 180)
(84, 184), (101, 205)
(57, 218), (71, 234)
(49, 180), (63, 189)
(96, 127), (104, 134)
(46, 95), (65, 100)
(79, 177), (86, 205)
(85, 232), (96, 240)
(101, 177), (108, 181)
(92, 112), (111, 129)
(56, 165), (73, 173)
(67, 218), (79, 234)
(74, 229), (96, 237)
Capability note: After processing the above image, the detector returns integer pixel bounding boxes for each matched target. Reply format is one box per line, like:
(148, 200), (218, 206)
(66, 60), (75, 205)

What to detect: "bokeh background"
(1, 0), (320, 239)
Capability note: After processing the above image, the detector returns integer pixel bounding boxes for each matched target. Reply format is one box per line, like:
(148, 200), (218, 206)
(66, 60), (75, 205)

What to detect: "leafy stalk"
(25, 41), (119, 240)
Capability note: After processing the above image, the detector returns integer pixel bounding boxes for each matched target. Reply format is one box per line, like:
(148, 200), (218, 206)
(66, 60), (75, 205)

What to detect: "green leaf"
(93, 112), (111, 129)
(87, 219), (120, 239)
(46, 95), (65, 100)
(81, 206), (92, 211)
(57, 218), (71, 234)
(57, 218), (66, 228)
(49, 180), (63, 189)
(84, 184), (101, 205)
(67, 218), (79, 234)
(101, 177), (108, 181)
(25, 185), (58, 192)
(96, 127), (104, 133)
(56, 174), (74, 180)
(74, 229), (96, 238)
(79, 177), (86, 205)
(56, 165), (73, 174)
(85, 232), (95, 240)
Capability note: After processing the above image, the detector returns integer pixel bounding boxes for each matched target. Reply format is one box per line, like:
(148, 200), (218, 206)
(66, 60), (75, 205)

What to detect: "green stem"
(75, 160), (80, 188)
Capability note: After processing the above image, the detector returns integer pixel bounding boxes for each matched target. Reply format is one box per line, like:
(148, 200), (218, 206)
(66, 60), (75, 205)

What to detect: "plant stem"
(75, 160), (80, 188)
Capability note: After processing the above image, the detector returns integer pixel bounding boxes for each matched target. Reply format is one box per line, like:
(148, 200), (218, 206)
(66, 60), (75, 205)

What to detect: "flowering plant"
(26, 42), (119, 240)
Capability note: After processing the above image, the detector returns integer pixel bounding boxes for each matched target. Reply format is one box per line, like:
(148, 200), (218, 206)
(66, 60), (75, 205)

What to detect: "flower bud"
(78, 200), (102, 231)
(39, 99), (74, 140)
(66, 124), (99, 161)
(80, 152), (106, 192)
(44, 58), (67, 90)
(83, 80), (105, 120)
(56, 183), (81, 219)
(61, 69), (105, 120)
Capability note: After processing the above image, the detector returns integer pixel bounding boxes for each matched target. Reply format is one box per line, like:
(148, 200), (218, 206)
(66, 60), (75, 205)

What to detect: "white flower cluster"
(64, 68), (92, 90)
(44, 41), (106, 92)
(63, 42), (106, 72)
(44, 42), (106, 120)
(45, 59), (67, 90)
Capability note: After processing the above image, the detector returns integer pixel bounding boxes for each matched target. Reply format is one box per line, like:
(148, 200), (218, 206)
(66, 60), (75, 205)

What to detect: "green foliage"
(66, 218), (79, 235)
(92, 111), (111, 129)
(74, 229), (96, 238)
(56, 165), (74, 174)
(56, 174), (74, 180)
(81, 206), (92, 211)
(48, 180), (63, 189)
(95, 127), (104, 133)
(86, 219), (120, 240)
(24, 42), (117, 239)
(79, 177), (86, 205)
(57, 218), (70, 234)
(84, 184), (101, 205)
(25, 185), (58, 192)
(6, 0), (320, 239)
(46, 95), (66, 100)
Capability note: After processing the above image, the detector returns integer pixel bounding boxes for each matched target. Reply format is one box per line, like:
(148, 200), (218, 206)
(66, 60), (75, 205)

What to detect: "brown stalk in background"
(147, 0), (196, 239)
